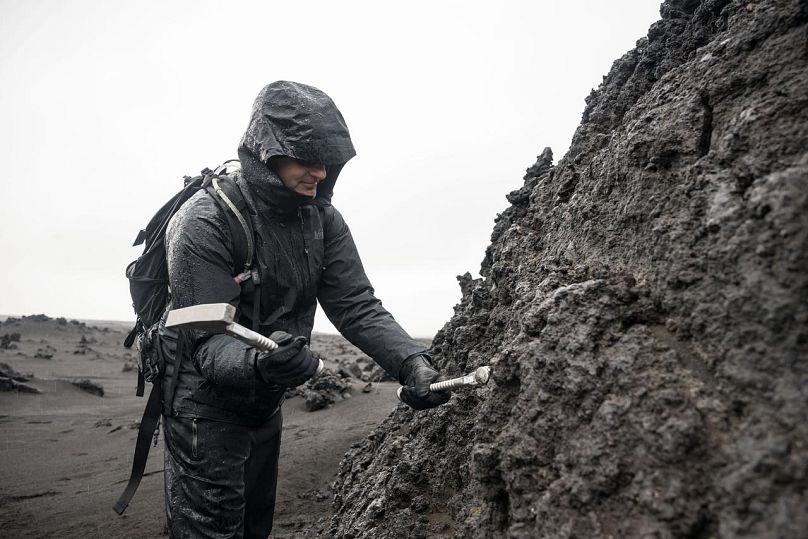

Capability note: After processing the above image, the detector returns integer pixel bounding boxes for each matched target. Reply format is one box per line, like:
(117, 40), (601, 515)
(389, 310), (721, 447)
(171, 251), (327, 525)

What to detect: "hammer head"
(165, 303), (236, 332)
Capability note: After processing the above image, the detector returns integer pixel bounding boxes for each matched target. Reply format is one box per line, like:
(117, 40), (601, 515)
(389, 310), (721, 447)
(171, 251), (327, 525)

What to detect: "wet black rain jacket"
(164, 81), (426, 425)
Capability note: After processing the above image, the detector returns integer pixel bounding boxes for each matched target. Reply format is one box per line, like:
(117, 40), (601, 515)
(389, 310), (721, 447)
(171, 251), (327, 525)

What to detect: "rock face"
(328, 1), (808, 537)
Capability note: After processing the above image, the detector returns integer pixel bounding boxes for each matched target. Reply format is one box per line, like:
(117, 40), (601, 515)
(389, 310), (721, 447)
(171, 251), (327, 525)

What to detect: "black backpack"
(114, 161), (255, 515)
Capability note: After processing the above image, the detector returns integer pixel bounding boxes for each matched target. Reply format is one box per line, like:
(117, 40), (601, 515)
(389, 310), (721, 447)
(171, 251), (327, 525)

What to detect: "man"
(162, 80), (449, 538)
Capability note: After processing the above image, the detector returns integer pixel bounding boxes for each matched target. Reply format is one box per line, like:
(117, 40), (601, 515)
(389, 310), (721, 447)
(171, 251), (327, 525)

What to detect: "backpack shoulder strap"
(205, 175), (254, 274)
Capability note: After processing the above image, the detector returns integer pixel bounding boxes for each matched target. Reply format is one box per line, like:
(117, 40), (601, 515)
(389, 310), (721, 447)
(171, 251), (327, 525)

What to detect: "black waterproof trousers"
(163, 411), (283, 539)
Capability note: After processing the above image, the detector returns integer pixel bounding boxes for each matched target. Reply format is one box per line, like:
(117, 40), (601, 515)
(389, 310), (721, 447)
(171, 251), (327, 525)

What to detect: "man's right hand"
(254, 331), (319, 387)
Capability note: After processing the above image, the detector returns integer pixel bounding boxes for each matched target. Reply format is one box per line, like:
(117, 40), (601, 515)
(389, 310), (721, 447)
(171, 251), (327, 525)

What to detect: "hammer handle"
(226, 322), (324, 377)
(396, 366), (491, 402)
(429, 374), (477, 392)
(226, 323), (278, 351)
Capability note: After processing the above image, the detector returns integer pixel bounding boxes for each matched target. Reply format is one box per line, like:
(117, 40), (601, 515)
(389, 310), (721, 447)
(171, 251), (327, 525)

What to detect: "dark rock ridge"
(71, 379), (104, 397)
(0, 362), (39, 393)
(327, 1), (807, 537)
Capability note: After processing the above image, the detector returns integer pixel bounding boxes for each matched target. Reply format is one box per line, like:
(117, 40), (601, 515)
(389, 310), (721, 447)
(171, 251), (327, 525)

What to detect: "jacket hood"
(239, 81), (356, 204)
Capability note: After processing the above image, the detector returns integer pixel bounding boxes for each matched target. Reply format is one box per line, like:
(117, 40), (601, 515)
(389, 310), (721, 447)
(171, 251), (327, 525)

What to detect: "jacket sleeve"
(165, 195), (261, 389)
(317, 206), (427, 380)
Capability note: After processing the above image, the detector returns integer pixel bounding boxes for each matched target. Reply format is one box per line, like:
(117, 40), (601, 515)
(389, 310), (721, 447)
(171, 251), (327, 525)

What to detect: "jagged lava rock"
(0, 362), (30, 382)
(71, 379), (104, 397)
(328, 1), (808, 538)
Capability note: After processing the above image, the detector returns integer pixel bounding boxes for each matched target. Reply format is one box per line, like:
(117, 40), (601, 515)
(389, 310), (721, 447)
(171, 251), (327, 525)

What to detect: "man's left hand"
(398, 354), (451, 410)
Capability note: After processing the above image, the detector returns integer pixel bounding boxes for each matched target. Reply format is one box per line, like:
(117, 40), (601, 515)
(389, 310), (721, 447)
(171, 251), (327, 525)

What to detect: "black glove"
(254, 331), (319, 387)
(398, 354), (451, 410)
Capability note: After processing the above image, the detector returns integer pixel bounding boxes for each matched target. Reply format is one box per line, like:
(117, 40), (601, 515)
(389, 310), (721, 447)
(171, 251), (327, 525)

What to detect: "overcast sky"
(0, 0), (661, 337)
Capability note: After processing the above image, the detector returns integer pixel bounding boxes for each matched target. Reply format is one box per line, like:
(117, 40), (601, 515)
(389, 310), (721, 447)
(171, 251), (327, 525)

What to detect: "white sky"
(0, 0), (661, 337)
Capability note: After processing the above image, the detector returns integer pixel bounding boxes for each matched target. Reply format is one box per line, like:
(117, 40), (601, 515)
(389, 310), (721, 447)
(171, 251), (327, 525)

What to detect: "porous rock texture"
(327, 1), (808, 537)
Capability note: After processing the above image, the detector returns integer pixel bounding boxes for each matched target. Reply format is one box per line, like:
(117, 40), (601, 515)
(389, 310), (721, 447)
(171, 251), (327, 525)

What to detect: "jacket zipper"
(298, 207), (311, 277)
(191, 418), (199, 459)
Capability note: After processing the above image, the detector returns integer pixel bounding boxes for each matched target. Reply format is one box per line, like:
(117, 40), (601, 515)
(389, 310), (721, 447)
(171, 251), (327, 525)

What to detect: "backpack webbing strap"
(136, 369), (145, 397)
(113, 334), (184, 515)
(112, 381), (162, 515)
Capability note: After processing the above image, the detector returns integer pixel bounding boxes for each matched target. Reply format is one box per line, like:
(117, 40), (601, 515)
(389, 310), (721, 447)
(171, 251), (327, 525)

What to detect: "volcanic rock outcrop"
(327, 1), (808, 537)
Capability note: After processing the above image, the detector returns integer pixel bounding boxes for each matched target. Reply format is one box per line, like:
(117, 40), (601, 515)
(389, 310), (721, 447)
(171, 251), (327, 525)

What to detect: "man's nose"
(308, 164), (327, 181)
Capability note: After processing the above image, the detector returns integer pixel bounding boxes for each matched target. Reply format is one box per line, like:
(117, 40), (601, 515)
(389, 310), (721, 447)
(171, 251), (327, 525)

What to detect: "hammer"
(396, 365), (491, 402)
(165, 303), (324, 376)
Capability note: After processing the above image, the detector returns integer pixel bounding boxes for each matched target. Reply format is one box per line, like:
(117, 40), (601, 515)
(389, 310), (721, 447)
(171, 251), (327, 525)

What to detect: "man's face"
(272, 157), (327, 198)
